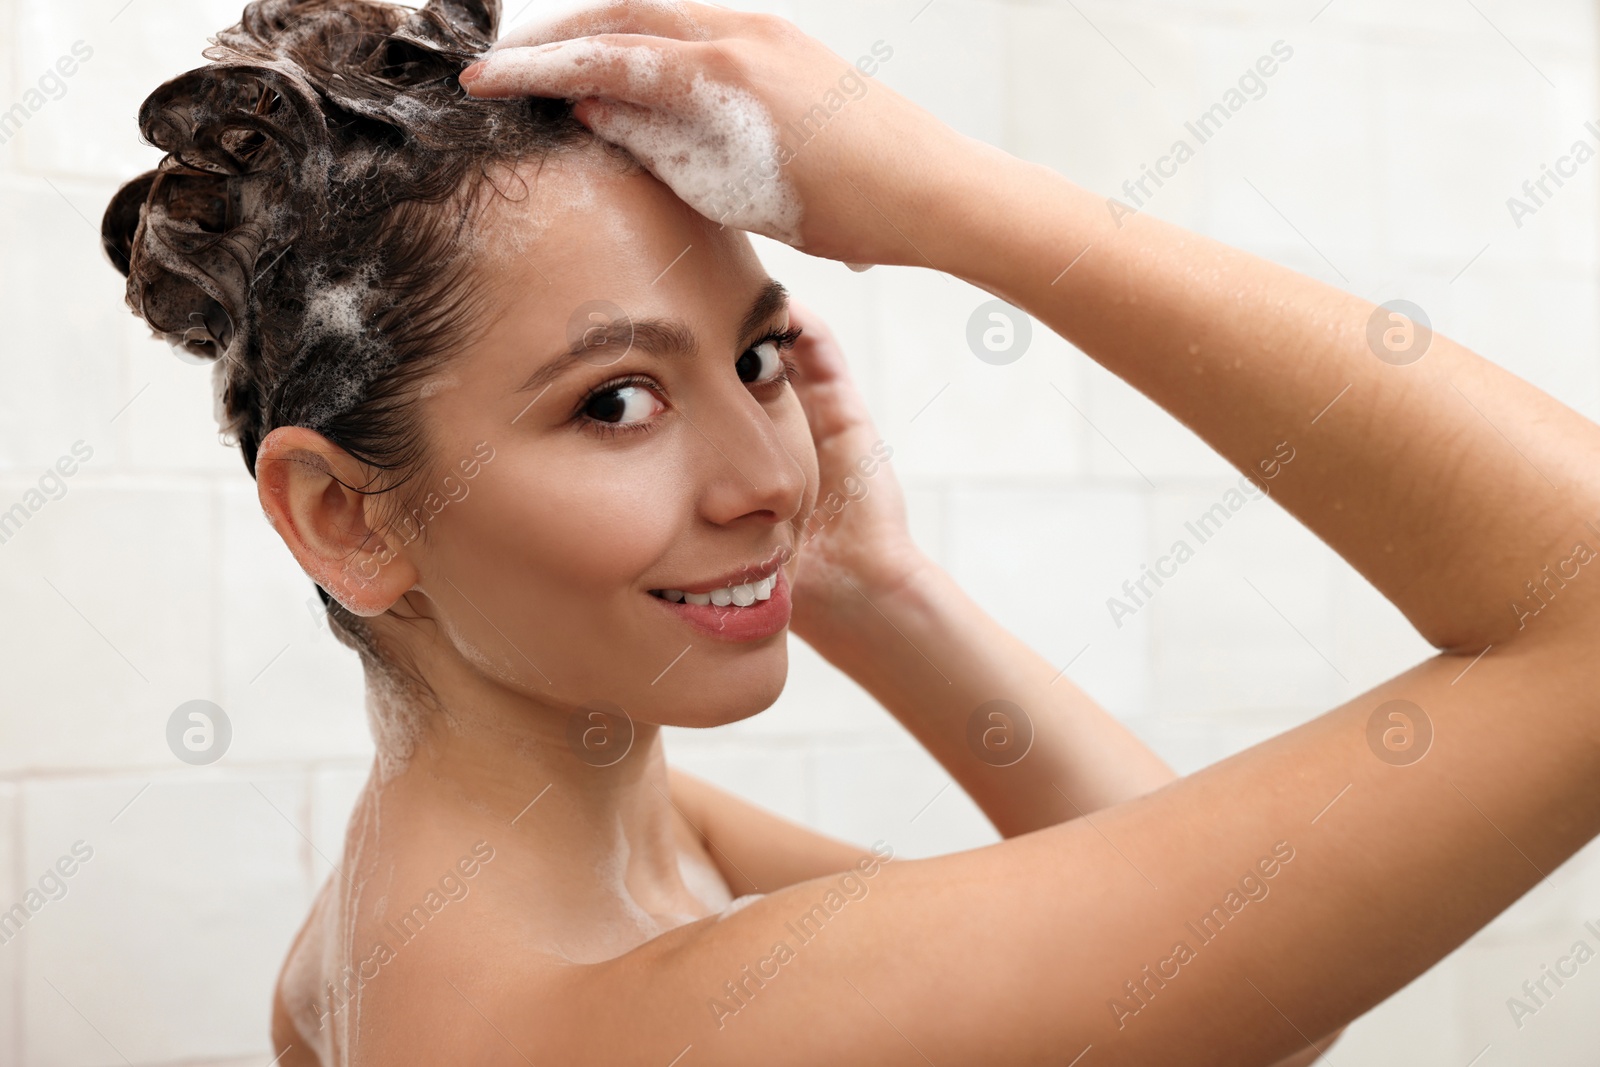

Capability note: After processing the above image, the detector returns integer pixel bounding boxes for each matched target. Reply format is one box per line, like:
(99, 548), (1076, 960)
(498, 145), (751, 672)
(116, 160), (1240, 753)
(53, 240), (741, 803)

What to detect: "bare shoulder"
(326, 883), (582, 1064)
(271, 877), (336, 1067)
(271, 981), (323, 1067)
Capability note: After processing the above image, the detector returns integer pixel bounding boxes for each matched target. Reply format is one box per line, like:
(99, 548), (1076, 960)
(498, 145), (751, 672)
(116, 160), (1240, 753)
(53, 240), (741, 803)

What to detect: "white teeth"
(656, 572), (778, 608)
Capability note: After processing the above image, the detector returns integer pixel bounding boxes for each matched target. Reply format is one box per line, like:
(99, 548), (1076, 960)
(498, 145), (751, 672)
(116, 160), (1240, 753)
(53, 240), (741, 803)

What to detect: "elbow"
(1268, 1026), (1345, 1067)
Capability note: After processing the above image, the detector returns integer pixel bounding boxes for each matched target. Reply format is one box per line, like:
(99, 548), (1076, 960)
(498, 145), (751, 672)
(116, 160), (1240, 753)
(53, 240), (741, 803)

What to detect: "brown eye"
(736, 340), (785, 385)
(583, 383), (662, 426)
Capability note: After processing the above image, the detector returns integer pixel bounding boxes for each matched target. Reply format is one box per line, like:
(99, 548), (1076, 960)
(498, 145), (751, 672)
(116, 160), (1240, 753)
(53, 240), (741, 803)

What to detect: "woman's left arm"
(783, 303), (1176, 838)
(806, 550), (1179, 837)
(804, 564), (1348, 1064)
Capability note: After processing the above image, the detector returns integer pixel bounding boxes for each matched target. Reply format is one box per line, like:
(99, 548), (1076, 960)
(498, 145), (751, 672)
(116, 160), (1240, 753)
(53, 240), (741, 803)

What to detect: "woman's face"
(380, 149), (819, 729)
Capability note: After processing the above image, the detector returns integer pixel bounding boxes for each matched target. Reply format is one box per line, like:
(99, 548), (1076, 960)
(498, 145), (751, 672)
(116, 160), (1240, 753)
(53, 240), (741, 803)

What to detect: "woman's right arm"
(436, 603), (1598, 1065)
(930, 148), (1600, 658)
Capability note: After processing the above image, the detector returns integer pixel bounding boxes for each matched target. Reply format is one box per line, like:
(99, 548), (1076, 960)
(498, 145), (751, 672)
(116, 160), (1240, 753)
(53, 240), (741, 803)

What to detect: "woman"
(102, 0), (1600, 1064)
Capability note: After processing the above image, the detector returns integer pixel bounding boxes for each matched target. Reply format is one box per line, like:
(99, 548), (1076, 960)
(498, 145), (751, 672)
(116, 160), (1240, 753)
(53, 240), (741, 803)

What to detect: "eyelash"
(572, 325), (804, 440)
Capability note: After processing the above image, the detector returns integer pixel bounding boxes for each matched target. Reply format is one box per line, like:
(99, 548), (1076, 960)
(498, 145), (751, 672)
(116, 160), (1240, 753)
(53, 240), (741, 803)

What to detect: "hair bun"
(402, 0), (500, 46)
(101, 0), (587, 483)
(99, 0), (527, 445)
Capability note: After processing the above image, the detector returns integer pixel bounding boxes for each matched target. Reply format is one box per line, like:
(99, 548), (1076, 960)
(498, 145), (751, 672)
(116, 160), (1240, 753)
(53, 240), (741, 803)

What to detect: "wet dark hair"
(100, 0), (597, 675)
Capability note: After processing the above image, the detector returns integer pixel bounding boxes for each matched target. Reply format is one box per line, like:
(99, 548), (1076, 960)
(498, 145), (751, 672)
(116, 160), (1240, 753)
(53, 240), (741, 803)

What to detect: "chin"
(655, 637), (791, 729)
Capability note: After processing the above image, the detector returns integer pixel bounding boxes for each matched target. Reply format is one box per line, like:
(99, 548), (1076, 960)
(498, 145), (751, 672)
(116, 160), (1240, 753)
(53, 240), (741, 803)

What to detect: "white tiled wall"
(2, 0), (1597, 1063)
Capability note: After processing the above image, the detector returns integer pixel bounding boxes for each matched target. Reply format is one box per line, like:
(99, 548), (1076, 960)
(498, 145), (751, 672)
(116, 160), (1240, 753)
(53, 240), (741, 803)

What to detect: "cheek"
(388, 442), (685, 697)
(465, 447), (687, 592)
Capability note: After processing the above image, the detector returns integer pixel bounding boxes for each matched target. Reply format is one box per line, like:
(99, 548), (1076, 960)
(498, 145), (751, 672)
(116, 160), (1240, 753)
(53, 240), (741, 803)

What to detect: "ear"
(254, 425), (419, 617)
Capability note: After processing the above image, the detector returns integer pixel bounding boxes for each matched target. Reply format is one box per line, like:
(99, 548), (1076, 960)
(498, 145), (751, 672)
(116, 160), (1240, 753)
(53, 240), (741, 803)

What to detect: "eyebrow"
(514, 278), (791, 397)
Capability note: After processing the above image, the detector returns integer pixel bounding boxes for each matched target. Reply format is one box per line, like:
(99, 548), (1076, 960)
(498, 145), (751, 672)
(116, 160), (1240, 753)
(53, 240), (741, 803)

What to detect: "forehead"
(473, 147), (767, 320)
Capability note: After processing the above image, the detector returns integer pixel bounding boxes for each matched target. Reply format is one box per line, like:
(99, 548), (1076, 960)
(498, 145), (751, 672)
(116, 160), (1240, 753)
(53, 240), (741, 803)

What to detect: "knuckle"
(687, 39), (747, 83)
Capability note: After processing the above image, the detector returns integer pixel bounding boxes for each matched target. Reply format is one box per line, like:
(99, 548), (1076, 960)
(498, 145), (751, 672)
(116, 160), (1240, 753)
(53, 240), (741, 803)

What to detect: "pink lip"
(647, 565), (792, 643)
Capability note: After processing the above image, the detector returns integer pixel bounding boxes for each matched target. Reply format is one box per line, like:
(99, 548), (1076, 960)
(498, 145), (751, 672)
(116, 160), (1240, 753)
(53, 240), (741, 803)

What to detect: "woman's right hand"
(459, 0), (984, 268)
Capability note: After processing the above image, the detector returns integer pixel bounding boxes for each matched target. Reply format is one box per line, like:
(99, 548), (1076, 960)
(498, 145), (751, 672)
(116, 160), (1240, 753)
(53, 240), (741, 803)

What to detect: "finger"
(785, 301), (852, 385)
(572, 96), (660, 142)
(565, 89), (804, 246)
(491, 0), (719, 52)
(570, 96), (715, 188)
(783, 303), (874, 444)
(462, 33), (695, 101)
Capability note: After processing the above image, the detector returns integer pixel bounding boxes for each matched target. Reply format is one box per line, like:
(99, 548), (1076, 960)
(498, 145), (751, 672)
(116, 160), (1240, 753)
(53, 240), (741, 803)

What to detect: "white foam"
(448, 619), (528, 690)
(209, 352), (233, 438)
(479, 40), (803, 246)
(714, 892), (766, 921)
(474, 145), (629, 262)
(303, 273), (369, 340)
(363, 661), (430, 782)
(288, 258), (405, 433)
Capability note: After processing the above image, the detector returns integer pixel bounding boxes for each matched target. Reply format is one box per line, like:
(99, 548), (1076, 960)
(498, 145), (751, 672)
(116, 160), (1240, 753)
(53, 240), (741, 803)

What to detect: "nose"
(686, 387), (808, 528)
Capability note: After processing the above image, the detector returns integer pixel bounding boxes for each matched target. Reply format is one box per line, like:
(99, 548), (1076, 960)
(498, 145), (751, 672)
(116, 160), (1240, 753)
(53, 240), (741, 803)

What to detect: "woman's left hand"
(781, 300), (929, 645)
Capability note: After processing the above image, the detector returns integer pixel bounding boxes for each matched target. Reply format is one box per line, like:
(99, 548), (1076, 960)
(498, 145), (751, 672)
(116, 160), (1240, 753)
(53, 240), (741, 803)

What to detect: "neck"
(359, 648), (698, 924)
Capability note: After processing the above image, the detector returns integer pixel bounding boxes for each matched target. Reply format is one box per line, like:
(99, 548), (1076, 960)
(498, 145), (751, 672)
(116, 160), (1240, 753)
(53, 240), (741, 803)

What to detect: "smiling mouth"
(648, 572), (779, 608)
(648, 546), (790, 608)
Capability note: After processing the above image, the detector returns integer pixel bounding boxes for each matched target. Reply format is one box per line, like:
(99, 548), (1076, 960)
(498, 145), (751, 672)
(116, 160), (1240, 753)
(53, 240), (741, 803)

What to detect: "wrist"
(924, 141), (1087, 302)
(866, 548), (946, 615)
(795, 550), (947, 670)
